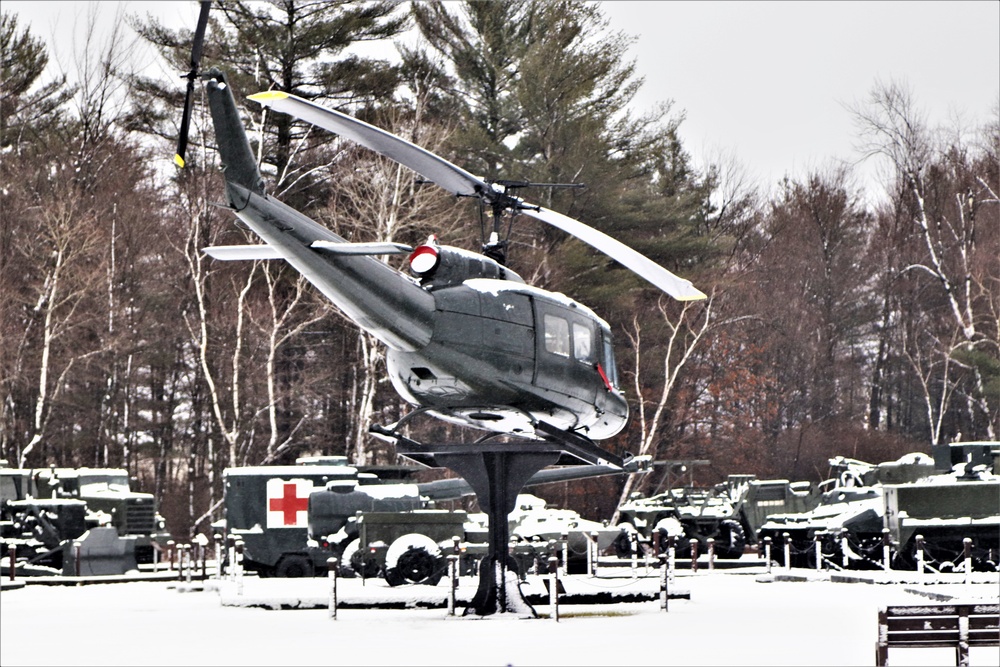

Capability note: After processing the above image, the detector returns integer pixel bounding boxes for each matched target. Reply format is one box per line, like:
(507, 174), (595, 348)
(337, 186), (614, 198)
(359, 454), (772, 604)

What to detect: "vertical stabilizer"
(205, 70), (265, 199)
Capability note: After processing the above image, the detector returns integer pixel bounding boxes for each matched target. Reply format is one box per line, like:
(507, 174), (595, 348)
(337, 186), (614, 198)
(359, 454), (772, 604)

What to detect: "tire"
(275, 554), (314, 578)
(384, 534), (443, 586)
(613, 523), (638, 558)
(716, 519), (746, 559)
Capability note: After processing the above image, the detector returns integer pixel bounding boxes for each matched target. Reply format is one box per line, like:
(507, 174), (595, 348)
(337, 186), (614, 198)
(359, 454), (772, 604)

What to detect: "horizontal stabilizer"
(311, 241), (413, 256)
(203, 245), (283, 260)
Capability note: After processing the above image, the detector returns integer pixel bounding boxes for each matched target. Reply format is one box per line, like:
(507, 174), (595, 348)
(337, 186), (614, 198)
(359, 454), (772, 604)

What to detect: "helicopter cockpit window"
(602, 336), (620, 389)
(543, 314), (570, 357)
(572, 323), (594, 363)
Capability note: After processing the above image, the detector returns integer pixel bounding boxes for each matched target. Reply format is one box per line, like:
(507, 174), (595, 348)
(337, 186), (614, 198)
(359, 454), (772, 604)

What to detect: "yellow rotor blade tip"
(174, 154), (186, 168)
(248, 91), (289, 103)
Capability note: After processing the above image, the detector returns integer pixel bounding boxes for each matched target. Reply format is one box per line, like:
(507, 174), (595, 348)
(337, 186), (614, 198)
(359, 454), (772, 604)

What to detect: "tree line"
(1, 1), (996, 536)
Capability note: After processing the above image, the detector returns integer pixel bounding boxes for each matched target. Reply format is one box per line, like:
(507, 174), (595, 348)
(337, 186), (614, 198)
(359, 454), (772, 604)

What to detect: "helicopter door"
(533, 301), (599, 408)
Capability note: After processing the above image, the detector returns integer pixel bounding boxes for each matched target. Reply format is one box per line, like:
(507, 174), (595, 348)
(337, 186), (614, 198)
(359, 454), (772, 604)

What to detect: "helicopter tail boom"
(205, 71), (266, 198)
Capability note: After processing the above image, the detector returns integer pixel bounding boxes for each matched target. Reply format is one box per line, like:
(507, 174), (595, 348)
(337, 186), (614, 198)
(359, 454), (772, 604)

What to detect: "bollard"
(782, 533), (791, 572)
(561, 531), (569, 577)
(764, 536), (773, 575)
(327, 557), (338, 619)
(840, 528), (849, 570)
(915, 535), (925, 580)
(659, 554), (669, 612)
(235, 540), (245, 596)
(74, 541), (82, 577)
(153, 540), (160, 572)
(707, 538), (715, 572)
(179, 544), (188, 582)
(630, 531), (638, 579)
(167, 540), (176, 572)
(963, 538), (972, 584)
(667, 535), (676, 585)
(227, 536), (236, 581)
(689, 538), (699, 573)
(548, 556), (559, 622)
(882, 528), (891, 572)
(201, 542), (207, 580)
(590, 530), (601, 577)
(586, 531), (595, 576)
(814, 533), (823, 572)
(447, 555), (458, 616)
(451, 535), (461, 577)
(8, 545), (16, 582)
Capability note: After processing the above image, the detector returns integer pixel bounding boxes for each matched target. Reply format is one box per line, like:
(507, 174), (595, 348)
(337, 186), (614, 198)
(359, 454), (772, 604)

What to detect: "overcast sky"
(6, 1), (999, 198)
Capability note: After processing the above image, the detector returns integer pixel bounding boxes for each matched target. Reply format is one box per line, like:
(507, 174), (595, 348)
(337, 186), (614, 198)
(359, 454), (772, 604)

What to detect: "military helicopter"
(175, 1), (703, 615)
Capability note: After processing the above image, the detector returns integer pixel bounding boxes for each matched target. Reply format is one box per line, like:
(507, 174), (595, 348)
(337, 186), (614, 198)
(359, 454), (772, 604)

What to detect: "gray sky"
(6, 1), (999, 198)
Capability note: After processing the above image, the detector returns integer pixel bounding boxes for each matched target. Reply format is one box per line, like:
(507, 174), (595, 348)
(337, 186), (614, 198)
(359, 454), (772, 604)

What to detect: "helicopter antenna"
(481, 181), (585, 265)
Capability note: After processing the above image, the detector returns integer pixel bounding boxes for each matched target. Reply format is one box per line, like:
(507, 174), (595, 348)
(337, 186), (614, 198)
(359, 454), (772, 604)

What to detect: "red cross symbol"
(269, 482), (309, 526)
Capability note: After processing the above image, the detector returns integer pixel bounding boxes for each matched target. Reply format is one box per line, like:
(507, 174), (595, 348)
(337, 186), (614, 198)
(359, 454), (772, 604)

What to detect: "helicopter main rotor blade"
(248, 91), (491, 198)
(521, 205), (707, 301)
(249, 90), (706, 301)
(175, 0), (212, 168)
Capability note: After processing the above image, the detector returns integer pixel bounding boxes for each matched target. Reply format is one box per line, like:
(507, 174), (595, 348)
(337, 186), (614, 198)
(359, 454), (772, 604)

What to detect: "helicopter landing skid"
(368, 423), (633, 616)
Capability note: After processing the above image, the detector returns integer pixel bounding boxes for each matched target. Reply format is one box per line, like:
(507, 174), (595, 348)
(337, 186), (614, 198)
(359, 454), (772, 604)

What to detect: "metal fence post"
(764, 537), (772, 574)
(548, 556), (559, 622)
(963, 538), (972, 584)
(782, 533), (791, 572)
(561, 531), (569, 577)
(630, 531), (638, 579)
(590, 531), (599, 577)
(327, 557), (338, 619)
(689, 538), (699, 573)
(707, 538), (715, 572)
(235, 539), (244, 596)
(882, 528), (891, 572)
(915, 534), (925, 581)
(167, 540), (176, 573)
(8, 545), (16, 582)
(74, 541), (82, 577)
(659, 554), (669, 612)
(447, 555), (458, 616)
(667, 535), (676, 585)
(814, 532), (823, 572)
(840, 528), (849, 570)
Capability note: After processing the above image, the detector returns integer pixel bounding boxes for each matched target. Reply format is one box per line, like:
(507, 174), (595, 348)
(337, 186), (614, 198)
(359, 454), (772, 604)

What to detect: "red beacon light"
(408, 235), (440, 275)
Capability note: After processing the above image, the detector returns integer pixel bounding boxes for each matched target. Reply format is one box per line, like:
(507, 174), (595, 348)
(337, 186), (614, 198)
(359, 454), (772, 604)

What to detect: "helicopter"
(175, 32), (703, 470)
(174, 1), (702, 615)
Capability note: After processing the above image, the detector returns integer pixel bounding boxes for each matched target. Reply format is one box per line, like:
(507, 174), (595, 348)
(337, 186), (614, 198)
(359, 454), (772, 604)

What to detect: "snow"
(2, 564), (997, 666)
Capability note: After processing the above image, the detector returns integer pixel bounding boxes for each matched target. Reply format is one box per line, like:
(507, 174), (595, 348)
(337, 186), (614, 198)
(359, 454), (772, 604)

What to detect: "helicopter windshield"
(602, 334), (620, 389)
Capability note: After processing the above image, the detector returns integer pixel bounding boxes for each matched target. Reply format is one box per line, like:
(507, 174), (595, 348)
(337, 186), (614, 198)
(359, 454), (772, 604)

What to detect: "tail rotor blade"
(175, 0), (212, 168)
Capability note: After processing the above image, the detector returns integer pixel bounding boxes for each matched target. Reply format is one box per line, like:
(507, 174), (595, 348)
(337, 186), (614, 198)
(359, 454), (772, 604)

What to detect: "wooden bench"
(876, 603), (999, 666)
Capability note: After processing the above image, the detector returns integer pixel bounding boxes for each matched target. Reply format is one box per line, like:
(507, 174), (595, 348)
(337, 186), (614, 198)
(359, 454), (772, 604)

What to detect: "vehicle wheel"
(338, 539), (359, 578)
(275, 554), (314, 578)
(613, 523), (639, 558)
(384, 534), (443, 586)
(716, 519), (746, 559)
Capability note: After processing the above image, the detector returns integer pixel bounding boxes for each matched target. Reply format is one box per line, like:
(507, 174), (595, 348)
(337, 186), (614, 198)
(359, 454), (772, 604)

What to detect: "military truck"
(30, 467), (169, 564)
(1, 463), (145, 575)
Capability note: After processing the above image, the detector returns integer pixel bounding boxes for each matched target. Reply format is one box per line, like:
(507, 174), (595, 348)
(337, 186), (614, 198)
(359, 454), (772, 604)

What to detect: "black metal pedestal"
(436, 449), (560, 616)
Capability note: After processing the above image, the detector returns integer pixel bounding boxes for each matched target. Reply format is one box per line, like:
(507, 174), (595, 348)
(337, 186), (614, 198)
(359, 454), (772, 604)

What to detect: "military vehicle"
(224, 456), (635, 578)
(0, 463), (150, 575)
(613, 474), (820, 559)
(29, 467), (169, 564)
(757, 443), (999, 570)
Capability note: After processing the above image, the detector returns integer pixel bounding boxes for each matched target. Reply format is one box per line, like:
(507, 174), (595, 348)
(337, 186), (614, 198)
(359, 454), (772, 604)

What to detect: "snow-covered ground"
(2, 565), (997, 666)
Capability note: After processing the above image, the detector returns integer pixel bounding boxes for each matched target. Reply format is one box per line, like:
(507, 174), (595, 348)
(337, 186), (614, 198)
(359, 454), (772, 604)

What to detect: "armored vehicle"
(614, 475), (820, 559)
(757, 443), (998, 571)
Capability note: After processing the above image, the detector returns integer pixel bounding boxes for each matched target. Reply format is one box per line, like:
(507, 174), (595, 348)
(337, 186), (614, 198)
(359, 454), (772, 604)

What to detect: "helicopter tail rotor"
(174, 0), (212, 168)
